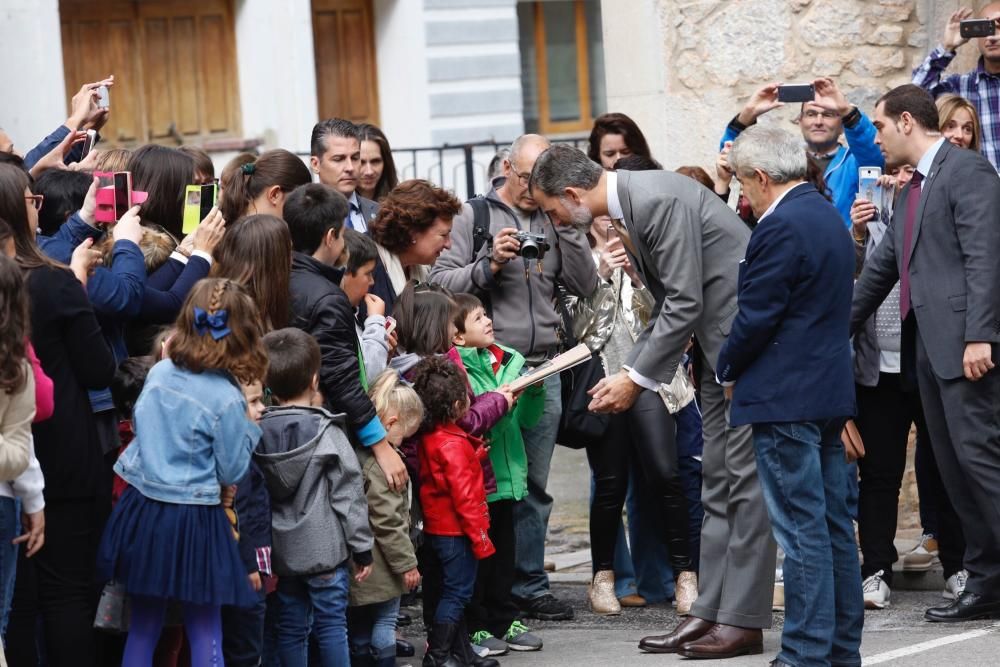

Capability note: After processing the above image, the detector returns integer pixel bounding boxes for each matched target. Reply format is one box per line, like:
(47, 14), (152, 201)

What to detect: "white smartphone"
(384, 316), (397, 336)
(96, 85), (110, 109)
(857, 167), (882, 203)
(81, 129), (97, 159)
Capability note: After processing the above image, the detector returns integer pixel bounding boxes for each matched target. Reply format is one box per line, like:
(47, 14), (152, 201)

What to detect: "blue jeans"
(512, 372), (561, 601)
(277, 565), (350, 667)
(753, 420), (863, 667)
(0, 497), (18, 638)
(347, 597), (400, 661)
(428, 535), (477, 624)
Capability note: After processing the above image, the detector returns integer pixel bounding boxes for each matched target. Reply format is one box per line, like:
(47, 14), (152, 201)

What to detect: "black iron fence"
(299, 136), (589, 202)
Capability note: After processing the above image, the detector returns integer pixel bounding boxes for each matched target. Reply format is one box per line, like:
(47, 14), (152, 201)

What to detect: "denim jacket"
(115, 359), (262, 505)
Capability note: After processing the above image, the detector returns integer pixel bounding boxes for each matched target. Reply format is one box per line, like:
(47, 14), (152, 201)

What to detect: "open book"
(507, 343), (593, 394)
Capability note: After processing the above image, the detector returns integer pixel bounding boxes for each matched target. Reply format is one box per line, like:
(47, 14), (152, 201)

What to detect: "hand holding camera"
(490, 227), (521, 268)
(68, 75), (114, 132)
(812, 78), (852, 117)
(192, 207), (226, 255)
(736, 82), (785, 126)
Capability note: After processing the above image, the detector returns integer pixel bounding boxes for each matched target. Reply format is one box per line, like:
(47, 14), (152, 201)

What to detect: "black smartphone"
(960, 18), (996, 39)
(113, 171), (132, 221)
(199, 183), (217, 221)
(777, 83), (815, 103)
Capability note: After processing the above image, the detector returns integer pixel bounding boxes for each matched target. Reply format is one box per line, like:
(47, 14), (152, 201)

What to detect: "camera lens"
(520, 242), (539, 260)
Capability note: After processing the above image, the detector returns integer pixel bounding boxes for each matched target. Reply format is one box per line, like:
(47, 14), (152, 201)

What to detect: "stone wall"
(603, 0), (989, 173)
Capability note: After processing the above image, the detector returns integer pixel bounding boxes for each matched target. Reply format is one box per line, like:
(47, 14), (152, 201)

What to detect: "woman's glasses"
(25, 194), (44, 210)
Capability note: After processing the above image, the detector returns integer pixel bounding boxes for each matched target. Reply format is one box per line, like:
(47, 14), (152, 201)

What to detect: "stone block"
(870, 0), (914, 23)
(848, 46), (906, 78)
(799, 0), (863, 48)
(689, 0), (791, 87)
(868, 24), (905, 46)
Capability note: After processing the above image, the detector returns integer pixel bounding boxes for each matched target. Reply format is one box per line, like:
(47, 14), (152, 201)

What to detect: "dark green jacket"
(457, 344), (545, 502)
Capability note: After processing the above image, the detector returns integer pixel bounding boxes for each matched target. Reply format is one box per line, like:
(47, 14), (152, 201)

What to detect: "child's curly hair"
(169, 278), (269, 385)
(410, 356), (468, 431)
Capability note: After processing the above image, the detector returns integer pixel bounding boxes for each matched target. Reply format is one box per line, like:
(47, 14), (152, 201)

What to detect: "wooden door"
(312, 0), (380, 124)
(59, 0), (241, 146)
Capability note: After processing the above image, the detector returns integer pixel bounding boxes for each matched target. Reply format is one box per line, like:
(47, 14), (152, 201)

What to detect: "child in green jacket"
(452, 293), (546, 655)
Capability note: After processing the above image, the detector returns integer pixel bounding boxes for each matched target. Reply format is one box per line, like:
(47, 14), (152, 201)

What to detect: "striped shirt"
(912, 45), (1000, 170)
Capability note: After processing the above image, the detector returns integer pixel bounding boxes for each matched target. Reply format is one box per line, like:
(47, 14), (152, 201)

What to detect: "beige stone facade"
(602, 0), (988, 174)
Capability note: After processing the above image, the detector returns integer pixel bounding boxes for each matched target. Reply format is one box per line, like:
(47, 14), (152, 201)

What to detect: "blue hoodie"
(721, 109), (884, 227)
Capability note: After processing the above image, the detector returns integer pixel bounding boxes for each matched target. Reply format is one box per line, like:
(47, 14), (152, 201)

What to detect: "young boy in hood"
(340, 229), (395, 380)
(255, 327), (374, 665)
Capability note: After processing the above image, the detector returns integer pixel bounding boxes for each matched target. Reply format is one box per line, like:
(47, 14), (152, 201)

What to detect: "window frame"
(531, 0), (594, 135)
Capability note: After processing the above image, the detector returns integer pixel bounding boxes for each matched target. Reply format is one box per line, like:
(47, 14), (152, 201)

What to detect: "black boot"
(423, 623), (463, 667)
(350, 649), (375, 667)
(396, 637), (416, 657)
(451, 619), (500, 667)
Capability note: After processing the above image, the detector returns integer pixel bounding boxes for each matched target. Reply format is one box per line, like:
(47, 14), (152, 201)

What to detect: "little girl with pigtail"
(96, 278), (268, 665)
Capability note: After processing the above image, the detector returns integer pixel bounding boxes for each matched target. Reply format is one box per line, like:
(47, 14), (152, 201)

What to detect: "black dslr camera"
(514, 231), (550, 260)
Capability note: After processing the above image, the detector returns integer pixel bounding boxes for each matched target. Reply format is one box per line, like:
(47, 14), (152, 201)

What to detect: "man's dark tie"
(344, 202), (360, 230)
(899, 170), (924, 320)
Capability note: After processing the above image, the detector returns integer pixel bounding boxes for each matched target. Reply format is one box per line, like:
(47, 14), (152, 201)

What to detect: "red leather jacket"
(418, 424), (496, 559)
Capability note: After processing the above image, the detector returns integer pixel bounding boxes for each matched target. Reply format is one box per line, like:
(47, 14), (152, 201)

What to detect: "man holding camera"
(913, 4), (1000, 170)
(429, 133), (598, 624)
(720, 77), (884, 226)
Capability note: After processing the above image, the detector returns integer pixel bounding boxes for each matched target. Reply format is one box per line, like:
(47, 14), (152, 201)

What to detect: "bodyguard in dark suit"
(852, 85), (1000, 622)
(530, 145), (776, 660)
(717, 126), (862, 667)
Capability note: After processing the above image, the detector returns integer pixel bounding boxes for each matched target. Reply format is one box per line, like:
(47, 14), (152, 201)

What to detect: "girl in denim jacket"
(97, 278), (268, 665)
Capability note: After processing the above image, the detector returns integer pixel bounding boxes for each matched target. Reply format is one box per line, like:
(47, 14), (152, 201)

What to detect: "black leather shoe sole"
(679, 643), (764, 659)
(638, 642), (681, 654)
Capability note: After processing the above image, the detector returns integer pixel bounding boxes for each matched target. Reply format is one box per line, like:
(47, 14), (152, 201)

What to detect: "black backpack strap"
(469, 196), (492, 256)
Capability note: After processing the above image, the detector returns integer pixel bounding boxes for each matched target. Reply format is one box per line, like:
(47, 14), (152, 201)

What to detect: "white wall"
(234, 0), (319, 153)
(374, 0), (433, 148)
(0, 0), (67, 150)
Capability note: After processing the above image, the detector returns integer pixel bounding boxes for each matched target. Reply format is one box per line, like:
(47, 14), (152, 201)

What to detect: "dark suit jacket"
(717, 183), (856, 426)
(851, 141), (1000, 380)
(616, 170), (750, 384)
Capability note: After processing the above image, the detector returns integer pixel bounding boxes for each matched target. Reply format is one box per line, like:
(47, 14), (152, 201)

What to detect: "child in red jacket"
(411, 356), (496, 667)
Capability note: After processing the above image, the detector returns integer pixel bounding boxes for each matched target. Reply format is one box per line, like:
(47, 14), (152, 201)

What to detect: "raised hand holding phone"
(192, 207), (226, 255)
(114, 205), (144, 245)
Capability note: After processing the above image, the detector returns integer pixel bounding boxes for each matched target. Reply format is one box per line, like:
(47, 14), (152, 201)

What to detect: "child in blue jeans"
(411, 356), (497, 667)
(255, 327), (374, 667)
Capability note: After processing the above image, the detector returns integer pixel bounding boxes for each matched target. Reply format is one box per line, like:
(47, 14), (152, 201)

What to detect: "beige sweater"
(0, 363), (35, 482)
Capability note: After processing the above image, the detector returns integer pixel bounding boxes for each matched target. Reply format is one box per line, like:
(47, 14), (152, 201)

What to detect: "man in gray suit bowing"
(853, 84), (1000, 622)
(530, 145), (776, 659)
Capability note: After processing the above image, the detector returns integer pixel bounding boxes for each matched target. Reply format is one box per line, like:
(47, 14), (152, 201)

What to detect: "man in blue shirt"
(720, 77), (884, 226)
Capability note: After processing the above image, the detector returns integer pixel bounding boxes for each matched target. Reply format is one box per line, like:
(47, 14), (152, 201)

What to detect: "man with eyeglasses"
(720, 77), (884, 226)
(430, 134), (598, 637)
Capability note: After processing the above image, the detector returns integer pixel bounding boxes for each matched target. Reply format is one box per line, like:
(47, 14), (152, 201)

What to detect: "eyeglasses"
(800, 110), (840, 121)
(25, 194), (44, 210)
(509, 162), (532, 185)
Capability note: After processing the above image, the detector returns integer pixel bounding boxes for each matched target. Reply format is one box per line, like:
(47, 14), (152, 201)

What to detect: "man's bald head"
(501, 134), (552, 213)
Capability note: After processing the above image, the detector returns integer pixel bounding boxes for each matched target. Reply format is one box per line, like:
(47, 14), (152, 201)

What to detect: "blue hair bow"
(193, 307), (231, 341)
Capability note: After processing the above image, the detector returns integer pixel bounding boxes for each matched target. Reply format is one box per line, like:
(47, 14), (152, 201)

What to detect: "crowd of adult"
(1, 5), (1000, 667)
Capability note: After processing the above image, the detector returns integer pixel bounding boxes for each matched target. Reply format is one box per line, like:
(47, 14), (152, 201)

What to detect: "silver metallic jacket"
(565, 263), (695, 414)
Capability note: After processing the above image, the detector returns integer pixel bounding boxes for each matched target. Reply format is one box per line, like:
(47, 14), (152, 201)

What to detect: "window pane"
(543, 1), (580, 123)
(585, 0), (606, 118)
(517, 2), (539, 133)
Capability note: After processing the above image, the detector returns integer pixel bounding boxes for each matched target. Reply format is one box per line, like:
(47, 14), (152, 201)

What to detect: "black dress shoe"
(395, 637), (415, 657)
(925, 591), (1000, 623)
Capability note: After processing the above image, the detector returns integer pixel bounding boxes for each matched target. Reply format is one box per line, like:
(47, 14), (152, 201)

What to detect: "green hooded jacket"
(457, 344), (545, 502)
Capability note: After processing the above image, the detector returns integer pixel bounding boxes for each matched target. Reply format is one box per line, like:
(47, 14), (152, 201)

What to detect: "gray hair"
(728, 125), (808, 184)
(487, 148), (510, 181)
(529, 144), (602, 196)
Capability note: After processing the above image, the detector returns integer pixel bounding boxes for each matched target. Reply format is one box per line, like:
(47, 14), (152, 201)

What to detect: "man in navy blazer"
(717, 126), (862, 667)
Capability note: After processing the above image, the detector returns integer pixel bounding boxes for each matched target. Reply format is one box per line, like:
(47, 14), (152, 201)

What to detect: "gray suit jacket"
(358, 194), (380, 227)
(617, 170), (751, 384)
(851, 141), (1000, 380)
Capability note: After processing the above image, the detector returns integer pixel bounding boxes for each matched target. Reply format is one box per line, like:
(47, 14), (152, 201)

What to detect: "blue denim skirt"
(97, 487), (255, 607)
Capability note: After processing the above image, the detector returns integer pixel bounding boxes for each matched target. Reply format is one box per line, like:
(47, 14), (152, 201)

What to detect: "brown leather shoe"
(618, 594), (647, 608)
(678, 623), (763, 659)
(638, 616), (714, 653)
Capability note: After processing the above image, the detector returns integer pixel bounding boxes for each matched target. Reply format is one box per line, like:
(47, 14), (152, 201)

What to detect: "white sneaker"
(943, 569), (968, 600)
(902, 533), (940, 571)
(863, 570), (891, 609)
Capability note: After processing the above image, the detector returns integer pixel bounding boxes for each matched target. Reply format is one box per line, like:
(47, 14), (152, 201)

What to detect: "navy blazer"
(717, 183), (856, 426)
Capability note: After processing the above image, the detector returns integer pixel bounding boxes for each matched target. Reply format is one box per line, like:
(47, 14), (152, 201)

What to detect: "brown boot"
(678, 623), (763, 659)
(587, 570), (621, 615)
(638, 616), (714, 654)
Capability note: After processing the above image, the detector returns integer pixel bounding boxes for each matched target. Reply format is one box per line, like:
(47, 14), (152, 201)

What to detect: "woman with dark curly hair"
(367, 179), (462, 313)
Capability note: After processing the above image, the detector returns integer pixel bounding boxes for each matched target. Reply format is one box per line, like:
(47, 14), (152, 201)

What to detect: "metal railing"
(299, 136), (589, 202)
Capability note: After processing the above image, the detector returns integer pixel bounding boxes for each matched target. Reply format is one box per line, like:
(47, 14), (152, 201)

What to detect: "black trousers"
(466, 499), (518, 637)
(222, 588), (267, 666)
(586, 389), (692, 575)
(6, 497), (107, 667)
(914, 428), (967, 579)
(855, 373), (921, 586)
(915, 330), (1000, 596)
